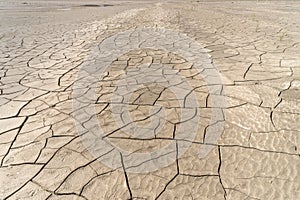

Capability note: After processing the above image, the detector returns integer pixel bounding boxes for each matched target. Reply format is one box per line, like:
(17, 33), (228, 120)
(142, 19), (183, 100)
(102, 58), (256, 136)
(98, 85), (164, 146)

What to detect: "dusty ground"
(0, 0), (299, 199)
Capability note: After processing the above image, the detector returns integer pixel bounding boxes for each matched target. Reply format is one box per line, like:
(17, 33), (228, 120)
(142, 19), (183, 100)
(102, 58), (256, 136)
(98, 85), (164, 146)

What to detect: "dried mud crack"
(0, 0), (299, 199)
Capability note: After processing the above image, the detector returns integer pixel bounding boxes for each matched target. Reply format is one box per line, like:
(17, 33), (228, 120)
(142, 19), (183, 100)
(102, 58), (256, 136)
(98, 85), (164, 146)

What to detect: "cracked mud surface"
(0, 0), (300, 199)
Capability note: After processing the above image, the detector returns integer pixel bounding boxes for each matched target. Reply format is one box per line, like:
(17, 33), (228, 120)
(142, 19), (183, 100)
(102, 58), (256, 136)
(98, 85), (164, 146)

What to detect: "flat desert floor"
(0, 0), (299, 199)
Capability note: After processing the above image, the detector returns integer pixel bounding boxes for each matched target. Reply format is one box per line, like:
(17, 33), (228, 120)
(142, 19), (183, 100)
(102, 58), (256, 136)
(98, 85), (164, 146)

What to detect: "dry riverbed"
(0, 0), (299, 199)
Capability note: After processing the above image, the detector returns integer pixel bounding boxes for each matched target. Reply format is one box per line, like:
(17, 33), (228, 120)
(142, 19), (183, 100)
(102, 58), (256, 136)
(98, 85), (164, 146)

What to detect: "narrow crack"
(218, 146), (227, 200)
(120, 152), (133, 200)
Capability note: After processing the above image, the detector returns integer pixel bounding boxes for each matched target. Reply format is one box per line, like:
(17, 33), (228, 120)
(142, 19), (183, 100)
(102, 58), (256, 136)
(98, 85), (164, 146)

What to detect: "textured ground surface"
(0, 0), (300, 199)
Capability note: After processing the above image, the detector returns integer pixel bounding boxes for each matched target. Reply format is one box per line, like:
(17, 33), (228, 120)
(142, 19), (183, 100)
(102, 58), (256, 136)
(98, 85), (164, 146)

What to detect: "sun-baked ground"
(0, 1), (299, 199)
